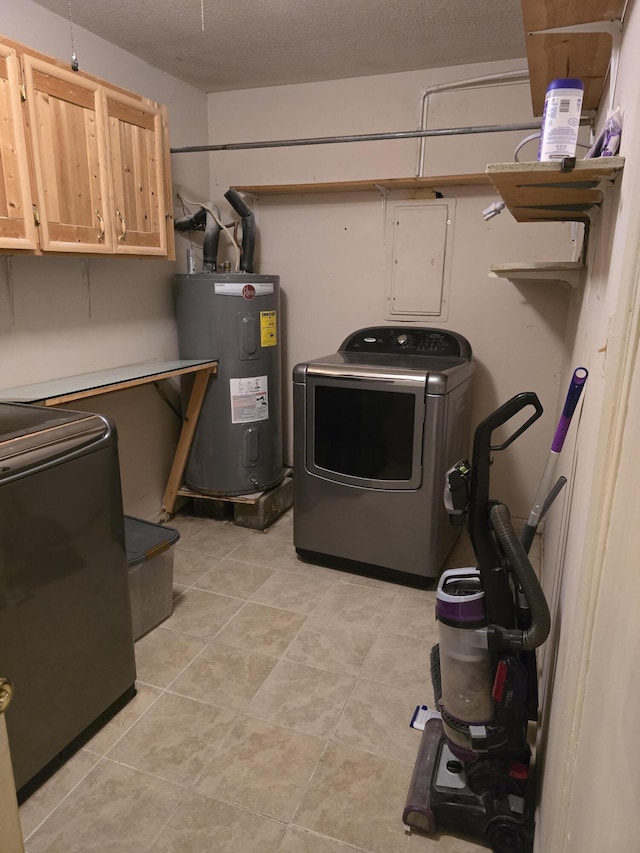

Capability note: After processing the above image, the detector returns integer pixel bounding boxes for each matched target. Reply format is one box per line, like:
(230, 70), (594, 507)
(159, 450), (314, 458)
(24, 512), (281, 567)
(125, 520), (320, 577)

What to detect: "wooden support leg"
(161, 367), (214, 520)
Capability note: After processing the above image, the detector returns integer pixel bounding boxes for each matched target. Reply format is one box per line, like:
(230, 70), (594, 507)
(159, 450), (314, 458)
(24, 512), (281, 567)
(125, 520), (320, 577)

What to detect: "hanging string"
(67, 0), (79, 70)
(201, 0), (206, 31)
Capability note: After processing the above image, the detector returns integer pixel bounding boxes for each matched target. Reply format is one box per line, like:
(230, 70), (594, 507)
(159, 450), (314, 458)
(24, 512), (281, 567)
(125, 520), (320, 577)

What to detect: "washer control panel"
(342, 327), (469, 358)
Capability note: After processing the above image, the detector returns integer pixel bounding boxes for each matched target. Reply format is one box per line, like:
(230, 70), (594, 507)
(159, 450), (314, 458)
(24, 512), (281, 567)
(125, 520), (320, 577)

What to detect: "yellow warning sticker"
(260, 310), (277, 347)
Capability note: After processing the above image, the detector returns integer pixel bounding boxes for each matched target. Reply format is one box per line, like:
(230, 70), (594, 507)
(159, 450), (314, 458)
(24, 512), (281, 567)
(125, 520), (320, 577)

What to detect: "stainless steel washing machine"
(293, 327), (475, 583)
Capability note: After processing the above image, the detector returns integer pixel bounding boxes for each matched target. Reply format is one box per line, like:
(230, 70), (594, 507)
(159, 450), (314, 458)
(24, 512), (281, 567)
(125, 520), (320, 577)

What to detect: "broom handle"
(521, 368), (588, 551)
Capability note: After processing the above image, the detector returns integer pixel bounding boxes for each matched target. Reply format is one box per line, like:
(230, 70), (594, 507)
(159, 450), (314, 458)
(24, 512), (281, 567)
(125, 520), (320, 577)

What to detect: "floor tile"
(334, 678), (423, 764)
(172, 548), (221, 586)
(134, 626), (207, 688)
(382, 591), (439, 642)
(248, 659), (355, 738)
(360, 632), (432, 694)
(186, 523), (255, 558)
(250, 569), (334, 613)
(20, 750), (99, 840)
(313, 581), (399, 629)
(277, 826), (368, 851)
(25, 759), (183, 853)
(83, 682), (162, 755)
(170, 641), (277, 710)
(196, 716), (326, 821)
(214, 602), (307, 657)
(285, 617), (376, 677)
(228, 534), (303, 572)
(148, 790), (286, 852)
(166, 515), (208, 539)
(193, 557), (275, 598)
(163, 588), (245, 638)
(405, 828), (486, 851)
(293, 742), (414, 853)
(108, 692), (236, 786)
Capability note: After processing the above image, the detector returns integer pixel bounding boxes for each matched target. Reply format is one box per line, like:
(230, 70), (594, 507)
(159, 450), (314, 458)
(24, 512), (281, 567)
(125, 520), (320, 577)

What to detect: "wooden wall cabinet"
(0, 36), (174, 259)
(0, 44), (38, 250)
(105, 90), (169, 255)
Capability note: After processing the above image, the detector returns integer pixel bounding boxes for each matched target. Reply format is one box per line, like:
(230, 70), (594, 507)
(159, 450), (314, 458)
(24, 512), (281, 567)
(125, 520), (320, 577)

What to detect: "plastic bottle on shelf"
(537, 78), (584, 162)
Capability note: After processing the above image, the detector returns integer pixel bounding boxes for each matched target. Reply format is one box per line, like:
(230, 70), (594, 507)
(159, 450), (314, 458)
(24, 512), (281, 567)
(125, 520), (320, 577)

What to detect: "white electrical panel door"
(385, 200), (455, 320)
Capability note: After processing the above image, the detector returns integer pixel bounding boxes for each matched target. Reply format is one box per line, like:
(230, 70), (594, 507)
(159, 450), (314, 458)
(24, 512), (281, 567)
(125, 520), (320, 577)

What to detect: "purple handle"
(551, 367), (588, 452)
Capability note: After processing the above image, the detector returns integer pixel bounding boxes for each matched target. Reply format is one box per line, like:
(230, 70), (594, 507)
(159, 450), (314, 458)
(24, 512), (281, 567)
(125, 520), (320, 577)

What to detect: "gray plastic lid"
(124, 516), (180, 566)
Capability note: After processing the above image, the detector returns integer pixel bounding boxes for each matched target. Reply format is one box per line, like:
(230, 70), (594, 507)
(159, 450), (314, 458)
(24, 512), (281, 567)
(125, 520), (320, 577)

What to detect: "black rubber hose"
(490, 503), (551, 650)
(224, 188), (255, 273)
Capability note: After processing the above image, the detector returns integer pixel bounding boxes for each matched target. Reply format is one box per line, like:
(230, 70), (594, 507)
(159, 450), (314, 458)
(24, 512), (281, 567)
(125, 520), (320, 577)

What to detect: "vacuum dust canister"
(436, 568), (493, 735)
(537, 78), (584, 162)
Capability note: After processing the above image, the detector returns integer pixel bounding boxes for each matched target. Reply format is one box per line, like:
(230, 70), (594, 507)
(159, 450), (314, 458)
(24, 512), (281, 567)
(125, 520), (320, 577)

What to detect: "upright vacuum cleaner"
(403, 369), (587, 853)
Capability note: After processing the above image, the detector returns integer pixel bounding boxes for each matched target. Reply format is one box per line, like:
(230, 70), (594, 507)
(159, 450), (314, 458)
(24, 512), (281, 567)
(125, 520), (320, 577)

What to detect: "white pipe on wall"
(415, 69), (530, 176)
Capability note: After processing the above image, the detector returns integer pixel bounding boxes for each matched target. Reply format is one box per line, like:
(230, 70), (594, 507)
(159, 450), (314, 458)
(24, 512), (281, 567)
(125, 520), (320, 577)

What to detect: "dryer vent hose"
(490, 503), (550, 651)
(224, 188), (255, 273)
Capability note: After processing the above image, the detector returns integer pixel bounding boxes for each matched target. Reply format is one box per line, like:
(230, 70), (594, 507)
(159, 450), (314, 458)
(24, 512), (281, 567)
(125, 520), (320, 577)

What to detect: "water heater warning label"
(229, 376), (269, 424)
(260, 311), (277, 347)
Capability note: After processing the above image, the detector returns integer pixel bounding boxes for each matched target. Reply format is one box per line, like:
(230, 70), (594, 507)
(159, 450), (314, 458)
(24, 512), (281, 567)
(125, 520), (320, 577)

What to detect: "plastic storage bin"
(124, 516), (180, 641)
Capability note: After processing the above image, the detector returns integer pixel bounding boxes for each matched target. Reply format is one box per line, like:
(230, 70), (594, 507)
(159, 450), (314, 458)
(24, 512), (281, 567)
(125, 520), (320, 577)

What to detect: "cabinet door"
(21, 55), (113, 253)
(0, 45), (38, 250)
(105, 91), (167, 255)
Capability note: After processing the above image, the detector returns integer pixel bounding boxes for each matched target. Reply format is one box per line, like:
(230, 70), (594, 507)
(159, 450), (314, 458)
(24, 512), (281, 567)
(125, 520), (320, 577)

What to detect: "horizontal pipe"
(170, 122), (545, 154)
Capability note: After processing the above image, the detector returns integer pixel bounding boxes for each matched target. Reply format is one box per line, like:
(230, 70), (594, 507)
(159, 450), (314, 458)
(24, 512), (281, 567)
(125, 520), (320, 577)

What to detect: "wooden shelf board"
(490, 261), (583, 288)
(486, 158), (624, 223)
(521, 1), (626, 115)
(234, 173), (490, 196)
(525, 32), (613, 115)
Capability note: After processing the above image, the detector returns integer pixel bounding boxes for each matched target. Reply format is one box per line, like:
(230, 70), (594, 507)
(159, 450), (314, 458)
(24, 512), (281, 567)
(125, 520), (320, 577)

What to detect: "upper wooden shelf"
(521, 0), (625, 115)
(486, 158), (624, 223)
(233, 173), (490, 196)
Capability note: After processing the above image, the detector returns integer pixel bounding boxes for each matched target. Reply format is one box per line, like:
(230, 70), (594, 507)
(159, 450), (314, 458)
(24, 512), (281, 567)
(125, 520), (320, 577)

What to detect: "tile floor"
(19, 509), (538, 853)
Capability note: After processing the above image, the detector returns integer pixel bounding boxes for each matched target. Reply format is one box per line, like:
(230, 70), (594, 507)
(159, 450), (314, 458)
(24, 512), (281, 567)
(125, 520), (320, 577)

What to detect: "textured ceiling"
(31, 0), (526, 94)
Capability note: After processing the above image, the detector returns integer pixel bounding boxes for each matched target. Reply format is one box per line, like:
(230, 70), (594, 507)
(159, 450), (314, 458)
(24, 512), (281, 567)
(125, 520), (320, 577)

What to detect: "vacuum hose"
(489, 503), (551, 651)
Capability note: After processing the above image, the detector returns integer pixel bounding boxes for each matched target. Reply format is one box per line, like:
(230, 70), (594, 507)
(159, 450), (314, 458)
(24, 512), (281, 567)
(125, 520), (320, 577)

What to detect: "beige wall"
(1, 0), (209, 519)
(537, 3), (640, 849)
(205, 62), (577, 517)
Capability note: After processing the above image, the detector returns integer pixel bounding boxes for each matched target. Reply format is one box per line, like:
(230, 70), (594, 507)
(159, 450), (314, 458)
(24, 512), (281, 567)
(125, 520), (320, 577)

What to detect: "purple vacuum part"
(436, 596), (486, 626)
(436, 571), (487, 626)
(551, 367), (588, 452)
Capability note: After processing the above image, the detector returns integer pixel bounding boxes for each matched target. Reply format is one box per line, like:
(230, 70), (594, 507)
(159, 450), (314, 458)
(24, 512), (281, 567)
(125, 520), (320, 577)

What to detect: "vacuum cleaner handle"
(483, 392), (543, 453)
(468, 393), (543, 629)
(470, 392), (543, 521)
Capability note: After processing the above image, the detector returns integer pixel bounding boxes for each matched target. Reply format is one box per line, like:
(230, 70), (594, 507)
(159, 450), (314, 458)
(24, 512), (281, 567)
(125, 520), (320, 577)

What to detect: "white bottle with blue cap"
(537, 78), (584, 161)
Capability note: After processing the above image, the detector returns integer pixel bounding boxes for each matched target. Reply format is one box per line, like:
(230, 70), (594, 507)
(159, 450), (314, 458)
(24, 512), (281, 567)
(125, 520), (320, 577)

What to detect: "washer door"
(305, 371), (426, 490)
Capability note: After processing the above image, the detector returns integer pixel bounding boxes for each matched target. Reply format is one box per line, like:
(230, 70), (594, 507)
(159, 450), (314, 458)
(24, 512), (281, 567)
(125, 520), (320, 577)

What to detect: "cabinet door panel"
(23, 57), (112, 253)
(0, 45), (38, 250)
(106, 93), (167, 255)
